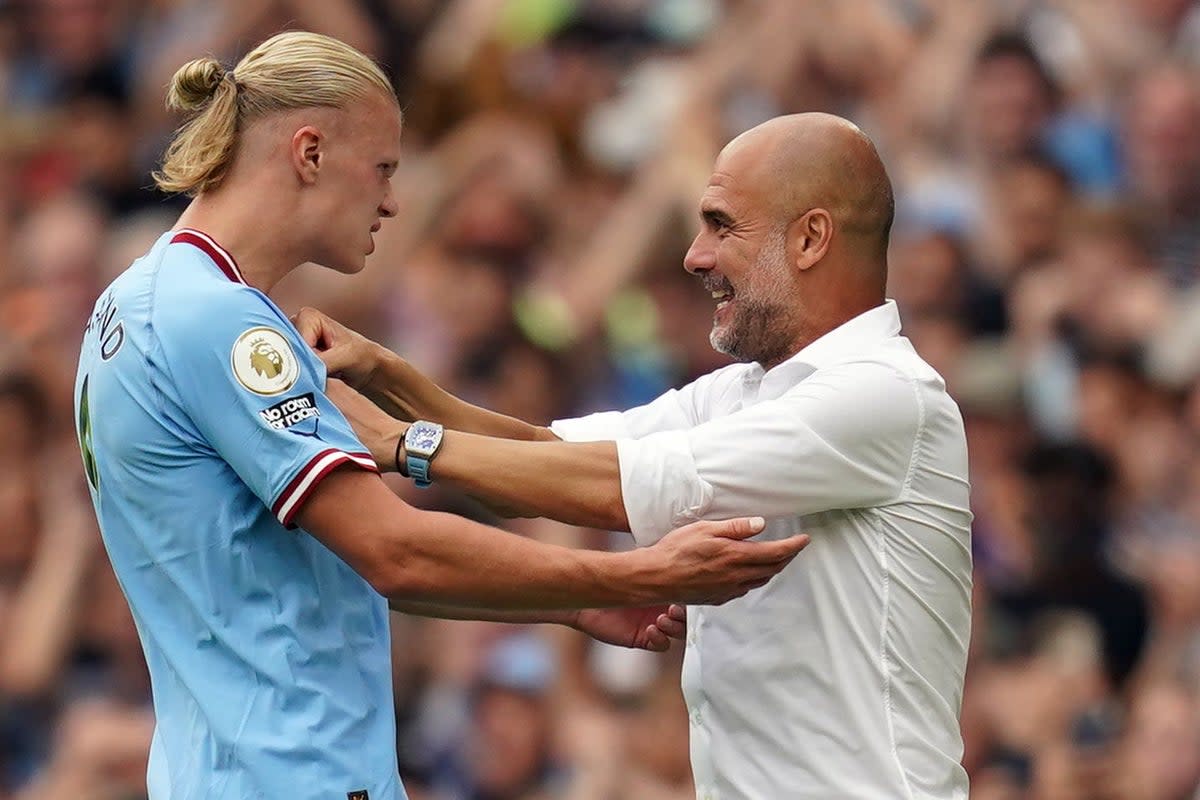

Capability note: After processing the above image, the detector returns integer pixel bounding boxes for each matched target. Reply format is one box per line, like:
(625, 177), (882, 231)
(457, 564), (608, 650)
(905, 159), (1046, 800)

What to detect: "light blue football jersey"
(74, 228), (404, 800)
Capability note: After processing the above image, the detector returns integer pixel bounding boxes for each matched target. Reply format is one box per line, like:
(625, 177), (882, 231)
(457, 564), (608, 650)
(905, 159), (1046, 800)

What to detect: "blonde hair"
(153, 31), (396, 196)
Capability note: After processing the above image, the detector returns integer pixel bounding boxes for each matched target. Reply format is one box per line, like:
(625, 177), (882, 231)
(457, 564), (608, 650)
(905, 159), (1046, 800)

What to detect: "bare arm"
(387, 598), (573, 625)
(296, 467), (807, 610)
(326, 379), (626, 529)
(0, 472), (96, 697)
(294, 306), (558, 440)
(367, 348), (557, 441)
(387, 601), (681, 653)
(426, 432), (626, 530)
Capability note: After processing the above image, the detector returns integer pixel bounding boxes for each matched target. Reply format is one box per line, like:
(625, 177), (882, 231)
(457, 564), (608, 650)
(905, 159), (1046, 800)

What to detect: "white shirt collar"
(743, 300), (902, 398)
(787, 299), (901, 371)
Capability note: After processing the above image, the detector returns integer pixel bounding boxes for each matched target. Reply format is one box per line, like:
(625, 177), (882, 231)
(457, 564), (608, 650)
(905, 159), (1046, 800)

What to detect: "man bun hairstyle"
(153, 31), (396, 197)
(166, 57), (232, 112)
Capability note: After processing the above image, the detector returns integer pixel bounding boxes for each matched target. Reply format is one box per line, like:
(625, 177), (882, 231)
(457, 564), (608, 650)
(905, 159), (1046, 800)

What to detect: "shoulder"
(788, 357), (925, 439)
(824, 338), (958, 415)
(150, 249), (301, 389)
(804, 355), (920, 397)
(153, 252), (284, 343)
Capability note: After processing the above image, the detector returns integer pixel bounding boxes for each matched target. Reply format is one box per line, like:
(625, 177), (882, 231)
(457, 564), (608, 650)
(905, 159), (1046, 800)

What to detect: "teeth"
(711, 290), (731, 300)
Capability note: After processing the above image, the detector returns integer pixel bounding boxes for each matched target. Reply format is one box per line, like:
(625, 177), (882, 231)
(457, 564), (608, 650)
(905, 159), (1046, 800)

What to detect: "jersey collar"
(170, 228), (247, 285)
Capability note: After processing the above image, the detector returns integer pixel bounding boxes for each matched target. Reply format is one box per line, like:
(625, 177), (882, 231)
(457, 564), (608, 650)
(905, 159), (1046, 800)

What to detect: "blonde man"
(74, 32), (807, 800)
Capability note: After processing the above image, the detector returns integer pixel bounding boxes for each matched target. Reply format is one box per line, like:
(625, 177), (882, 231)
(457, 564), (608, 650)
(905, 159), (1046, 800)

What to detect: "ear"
(788, 209), (834, 271)
(291, 125), (323, 185)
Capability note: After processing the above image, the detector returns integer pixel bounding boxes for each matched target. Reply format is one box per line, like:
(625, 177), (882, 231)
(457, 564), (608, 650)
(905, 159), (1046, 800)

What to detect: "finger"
(727, 558), (797, 591)
(732, 533), (811, 565)
(316, 345), (355, 375)
(739, 576), (772, 592)
(667, 604), (687, 621)
(707, 516), (767, 541)
(737, 554), (801, 584)
(293, 307), (325, 347)
(644, 626), (670, 652)
(655, 615), (686, 639)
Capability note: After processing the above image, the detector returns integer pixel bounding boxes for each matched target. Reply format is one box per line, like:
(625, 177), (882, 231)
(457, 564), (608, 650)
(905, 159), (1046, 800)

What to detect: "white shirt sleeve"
(616, 361), (923, 545)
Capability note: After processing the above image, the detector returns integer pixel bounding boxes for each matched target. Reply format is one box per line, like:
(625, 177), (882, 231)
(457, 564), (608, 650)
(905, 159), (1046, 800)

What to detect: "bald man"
(298, 113), (973, 800)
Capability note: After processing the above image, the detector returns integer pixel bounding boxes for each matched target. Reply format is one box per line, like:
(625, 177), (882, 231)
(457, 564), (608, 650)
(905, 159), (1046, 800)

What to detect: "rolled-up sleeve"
(615, 361), (924, 544)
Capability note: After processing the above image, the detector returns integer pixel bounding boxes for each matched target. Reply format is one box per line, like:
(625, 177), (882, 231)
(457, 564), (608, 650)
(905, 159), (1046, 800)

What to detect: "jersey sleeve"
(154, 283), (378, 528)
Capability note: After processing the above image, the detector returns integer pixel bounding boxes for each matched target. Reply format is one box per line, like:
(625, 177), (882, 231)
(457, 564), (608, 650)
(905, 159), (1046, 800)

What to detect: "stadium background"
(2, 0), (1200, 797)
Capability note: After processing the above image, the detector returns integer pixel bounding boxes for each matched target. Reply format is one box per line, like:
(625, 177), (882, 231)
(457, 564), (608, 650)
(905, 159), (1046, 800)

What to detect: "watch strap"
(407, 452), (433, 488)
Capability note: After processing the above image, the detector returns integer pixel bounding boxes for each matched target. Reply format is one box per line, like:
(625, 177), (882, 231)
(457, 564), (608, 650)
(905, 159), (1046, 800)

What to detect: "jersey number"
(78, 376), (99, 491)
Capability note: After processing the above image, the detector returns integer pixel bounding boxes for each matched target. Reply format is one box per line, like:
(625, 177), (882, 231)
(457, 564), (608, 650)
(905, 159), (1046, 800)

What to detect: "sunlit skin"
(173, 92), (401, 293)
(683, 113), (894, 370)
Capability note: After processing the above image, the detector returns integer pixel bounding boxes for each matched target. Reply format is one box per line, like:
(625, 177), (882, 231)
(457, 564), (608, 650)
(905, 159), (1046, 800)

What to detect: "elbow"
(597, 486), (630, 532)
(356, 537), (432, 601)
(361, 554), (431, 601)
(362, 534), (451, 604)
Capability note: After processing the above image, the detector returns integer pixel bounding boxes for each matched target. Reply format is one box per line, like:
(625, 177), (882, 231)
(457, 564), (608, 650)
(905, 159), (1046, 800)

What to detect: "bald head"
(684, 114), (896, 366)
(718, 113), (894, 271)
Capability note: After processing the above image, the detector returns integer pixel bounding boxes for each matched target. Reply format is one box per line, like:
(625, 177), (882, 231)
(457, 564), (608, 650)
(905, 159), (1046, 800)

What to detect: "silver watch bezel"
(404, 420), (444, 459)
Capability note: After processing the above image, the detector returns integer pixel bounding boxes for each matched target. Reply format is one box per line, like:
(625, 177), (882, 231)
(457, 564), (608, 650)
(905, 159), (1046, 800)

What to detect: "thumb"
(317, 343), (355, 375)
(293, 307), (327, 348)
(710, 516), (767, 541)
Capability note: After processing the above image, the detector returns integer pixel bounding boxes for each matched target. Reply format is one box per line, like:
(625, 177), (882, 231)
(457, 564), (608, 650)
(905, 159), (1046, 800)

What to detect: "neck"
(175, 183), (302, 295)
(761, 293), (883, 371)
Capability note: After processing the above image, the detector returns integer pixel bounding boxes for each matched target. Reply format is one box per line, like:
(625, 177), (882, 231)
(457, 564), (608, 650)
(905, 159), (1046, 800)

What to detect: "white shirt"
(552, 301), (972, 800)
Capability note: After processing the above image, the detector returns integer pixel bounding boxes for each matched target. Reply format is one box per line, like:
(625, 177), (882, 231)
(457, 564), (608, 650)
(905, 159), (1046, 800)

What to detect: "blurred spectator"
(1123, 62), (1200, 288)
(991, 441), (1148, 687)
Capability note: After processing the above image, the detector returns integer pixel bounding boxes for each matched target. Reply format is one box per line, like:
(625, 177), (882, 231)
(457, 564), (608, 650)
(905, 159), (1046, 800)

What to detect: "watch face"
(405, 421), (444, 457)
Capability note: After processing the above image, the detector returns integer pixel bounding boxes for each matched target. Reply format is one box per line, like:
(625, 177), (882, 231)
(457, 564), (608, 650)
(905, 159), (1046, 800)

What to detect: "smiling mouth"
(710, 287), (734, 310)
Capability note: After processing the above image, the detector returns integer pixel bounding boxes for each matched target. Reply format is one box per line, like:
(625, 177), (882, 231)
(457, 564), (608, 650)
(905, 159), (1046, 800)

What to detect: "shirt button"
(691, 710), (703, 726)
(687, 630), (698, 645)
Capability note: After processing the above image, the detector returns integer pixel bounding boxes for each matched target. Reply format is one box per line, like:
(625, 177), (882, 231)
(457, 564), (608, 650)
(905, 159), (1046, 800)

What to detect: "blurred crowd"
(2, 0), (1200, 798)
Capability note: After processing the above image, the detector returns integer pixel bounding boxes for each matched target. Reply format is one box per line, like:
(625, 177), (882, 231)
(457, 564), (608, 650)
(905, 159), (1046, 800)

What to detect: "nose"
(683, 230), (715, 275)
(379, 183), (399, 219)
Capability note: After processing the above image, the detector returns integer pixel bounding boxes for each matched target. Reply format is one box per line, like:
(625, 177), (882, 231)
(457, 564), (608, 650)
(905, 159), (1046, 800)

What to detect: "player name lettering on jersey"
(259, 393), (320, 430)
(85, 291), (126, 361)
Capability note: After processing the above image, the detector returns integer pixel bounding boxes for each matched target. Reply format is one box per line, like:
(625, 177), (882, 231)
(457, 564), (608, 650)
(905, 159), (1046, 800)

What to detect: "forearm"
(388, 598), (577, 626)
(300, 470), (649, 610)
(379, 509), (647, 609)
(0, 536), (91, 695)
(367, 350), (556, 441)
(421, 430), (629, 530)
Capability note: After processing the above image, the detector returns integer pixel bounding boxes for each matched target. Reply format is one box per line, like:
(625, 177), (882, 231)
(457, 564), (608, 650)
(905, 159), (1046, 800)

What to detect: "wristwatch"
(404, 420), (444, 489)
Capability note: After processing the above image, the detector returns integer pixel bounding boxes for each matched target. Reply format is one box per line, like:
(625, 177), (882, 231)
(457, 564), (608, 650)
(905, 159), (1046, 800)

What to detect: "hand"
(659, 603), (687, 639)
(292, 306), (385, 390)
(325, 378), (406, 470)
(573, 606), (679, 652)
(643, 517), (808, 606)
